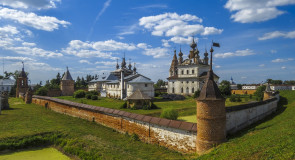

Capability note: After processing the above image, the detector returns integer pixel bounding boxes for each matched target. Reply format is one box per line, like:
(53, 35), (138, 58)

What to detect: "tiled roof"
(127, 75), (153, 83)
(62, 70), (73, 80)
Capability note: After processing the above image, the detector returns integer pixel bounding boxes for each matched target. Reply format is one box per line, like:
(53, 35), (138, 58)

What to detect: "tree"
(254, 85), (266, 101)
(219, 80), (231, 96)
(81, 77), (87, 87)
(237, 84), (242, 90)
(56, 72), (61, 85)
(154, 79), (166, 89)
(284, 80), (295, 85)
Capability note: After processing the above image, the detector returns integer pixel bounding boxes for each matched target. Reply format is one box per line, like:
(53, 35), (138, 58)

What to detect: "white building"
(0, 78), (15, 93)
(270, 85), (292, 91)
(88, 58), (154, 99)
(230, 77), (238, 90)
(167, 39), (219, 96)
(242, 84), (260, 90)
(292, 86), (295, 90)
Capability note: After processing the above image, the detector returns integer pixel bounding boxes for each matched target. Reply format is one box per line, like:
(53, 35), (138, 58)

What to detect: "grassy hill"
(197, 90), (295, 159)
(1, 91), (294, 159)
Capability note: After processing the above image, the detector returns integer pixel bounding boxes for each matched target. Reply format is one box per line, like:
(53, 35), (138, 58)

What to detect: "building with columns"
(88, 57), (154, 99)
(167, 39), (219, 95)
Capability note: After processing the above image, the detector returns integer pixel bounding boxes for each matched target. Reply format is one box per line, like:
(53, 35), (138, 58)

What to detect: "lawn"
(57, 95), (249, 118)
(0, 98), (189, 159)
(0, 148), (70, 160)
(197, 90), (295, 159)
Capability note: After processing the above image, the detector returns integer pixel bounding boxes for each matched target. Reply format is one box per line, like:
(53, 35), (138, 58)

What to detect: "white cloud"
(271, 58), (294, 63)
(95, 61), (116, 66)
(259, 30), (295, 40)
(137, 43), (169, 58)
(214, 49), (255, 58)
(259, 64), (265, 67)
(281, 66), (286, 69)
(79, 60), (92, 64)
(224, 0), (295, 23)
(241, 76), (247, 79)
(0, 7), (70, 31)
(139, 12), (222, 37)
(6, 45), (63, 57)
(169, 36), (194, 44)
(62, 39), (136, 59)
(270, 49), (277, 53)
(215, 65), (221, 68)
(0, 0), (61, 10)
(132, 4), (168, 10)
(0, 56), (35, 62)
(0, 25), (19, 34)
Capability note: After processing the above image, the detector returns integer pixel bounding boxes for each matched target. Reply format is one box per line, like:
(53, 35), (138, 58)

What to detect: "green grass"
(179, 115), (197, 123)
(0, 98), (189, 159)
(57, 96), (246, 118)
(197, 90), (295, 159)
(0, 147), (70, 160)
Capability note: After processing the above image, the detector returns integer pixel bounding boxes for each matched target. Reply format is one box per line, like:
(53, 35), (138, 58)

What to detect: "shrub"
(160, 109), (178, 120)
(120, 102), (127, 109)
(151, 103), (158, 109)
(73, 90), (86, 98)
(236, 95), (242, 102)
(229, 95), (236, 102)
(254, 85), (266, 101)
(85, 94), (92, 99)
(249, 94), (253, 99)
(35, 87), (48, 96)
(87, 90), (98, 96)
(91, 95), (98, 100)
(130, 133), (140, 141)
(193, 90), (201, 98)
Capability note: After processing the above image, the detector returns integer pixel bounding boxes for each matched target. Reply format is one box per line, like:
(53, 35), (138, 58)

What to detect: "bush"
(91, 95), (98, 100)
(236, 95), (242, 102)
(85, 94), (92, 99)
(87, 90), (98, 96)
(151, 103), (158, 109)
(249, 94), (253, 99)
(130, 133), (140, 141)
(120, 102), (127, 109)
(35, 87), (48, 96)
(73, 90), (86, 98)
(229, 95), (236, 102)
(193, 90), (201, 98)
(160, 109), (178, 120)
(254, 85), (266, 101)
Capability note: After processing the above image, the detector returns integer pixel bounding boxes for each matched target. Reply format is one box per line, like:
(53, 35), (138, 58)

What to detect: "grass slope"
(0, 98), (187, 159)
(197, 90), (295, 160)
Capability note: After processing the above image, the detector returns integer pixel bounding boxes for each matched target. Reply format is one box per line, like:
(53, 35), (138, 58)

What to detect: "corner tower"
(60, 67), (74, 96)
(16, 62), (28, 98)
(196, 47), (226, 153)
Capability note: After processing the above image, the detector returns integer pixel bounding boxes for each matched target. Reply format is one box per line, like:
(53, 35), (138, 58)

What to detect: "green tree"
(219, 80), (231, 96)
(154, 79), (166, 89)
(254, 85), (266, 101)
(237, 84), (242, 90)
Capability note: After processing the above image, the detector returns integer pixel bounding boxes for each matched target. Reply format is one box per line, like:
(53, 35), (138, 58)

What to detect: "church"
(88, 57), (154, 99)
(167, 38), (219, 95)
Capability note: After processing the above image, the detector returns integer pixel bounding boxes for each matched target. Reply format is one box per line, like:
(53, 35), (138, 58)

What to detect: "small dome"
(178, 49), (183, 56)
(190, 38), (197, 49)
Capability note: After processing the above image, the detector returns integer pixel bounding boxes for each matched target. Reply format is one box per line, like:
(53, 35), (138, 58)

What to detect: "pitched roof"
(199, 71), (219, 78)
(62, 69), (73, 80)
(18, 68), (27, 78)
(0, 79), (15, 85)
(127, 89), (151, 100)
(198, 70), (224, 100)
(127, 75), (153, 83)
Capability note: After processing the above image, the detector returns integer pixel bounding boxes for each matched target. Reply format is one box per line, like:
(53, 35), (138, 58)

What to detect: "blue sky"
(0, 0), (294, 84)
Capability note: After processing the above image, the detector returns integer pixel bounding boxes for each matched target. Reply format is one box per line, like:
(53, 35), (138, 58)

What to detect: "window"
(192, 88), (194, 93)
(172, 87), (175, 93)
(128, 84), (129, 88)
(181, 81), (183, 83)
(186, 87), (189, 94)
(187, 81), (189, 83)
(187, 70), (189, 74)
(192, 81), (194, 83)
(145, 84), (148, 87)
(181, 70), (184, 74)
(181, 88), (183, 93)
(192, 70), (194, 74)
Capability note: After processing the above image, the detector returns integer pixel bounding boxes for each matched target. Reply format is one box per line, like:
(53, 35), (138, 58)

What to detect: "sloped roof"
(127, 75), (153, 83)
(199, 71), (219, 78)
(62, 69), (73, 80)
(198, 70), (224, 100)
(127, 89), (151, 100)
(18, 68), (27, 78)
(0, 79), (15, 86)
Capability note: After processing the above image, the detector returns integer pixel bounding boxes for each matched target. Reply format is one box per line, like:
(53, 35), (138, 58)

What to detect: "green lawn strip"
(0, 147), (70, 160)
(196, 90), (295, 160)
(56, 96), (246, 118)
(0, 98), (190, 160)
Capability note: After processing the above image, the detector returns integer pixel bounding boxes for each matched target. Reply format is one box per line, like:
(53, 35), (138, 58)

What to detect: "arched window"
(192, 87), (194, 93)
(172, 87), (175, 93)
(181, 88), (183, 93)
(187, 70), (189, 74)
(181, 70), (184, 75)
(192, 70), (194, 74)
(186, 87), (189, 94)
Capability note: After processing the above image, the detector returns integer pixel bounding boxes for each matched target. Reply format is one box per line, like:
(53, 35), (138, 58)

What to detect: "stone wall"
(226, 94), (279, 134)
(32, 95), (197, 153)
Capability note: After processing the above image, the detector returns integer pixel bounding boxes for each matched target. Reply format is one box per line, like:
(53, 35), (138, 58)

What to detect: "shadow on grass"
(227, 96), (287, 139)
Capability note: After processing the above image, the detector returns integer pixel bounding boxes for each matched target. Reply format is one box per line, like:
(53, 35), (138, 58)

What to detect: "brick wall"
(32, 95), (197, 153)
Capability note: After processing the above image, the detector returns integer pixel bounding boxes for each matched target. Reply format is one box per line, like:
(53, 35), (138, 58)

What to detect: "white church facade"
(167, 39), (219, 96)
(88, 58), (154, 99)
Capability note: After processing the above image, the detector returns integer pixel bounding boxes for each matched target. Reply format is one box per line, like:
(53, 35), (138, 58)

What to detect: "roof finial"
(66, 66), (68, 71)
